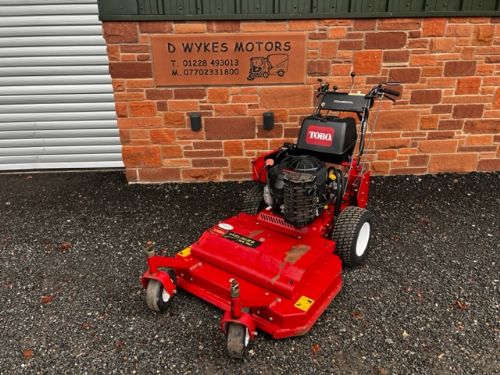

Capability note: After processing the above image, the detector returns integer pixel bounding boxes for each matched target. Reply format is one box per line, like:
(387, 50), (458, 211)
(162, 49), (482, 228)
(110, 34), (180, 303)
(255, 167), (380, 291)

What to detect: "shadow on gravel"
(0, 171), (498, 374)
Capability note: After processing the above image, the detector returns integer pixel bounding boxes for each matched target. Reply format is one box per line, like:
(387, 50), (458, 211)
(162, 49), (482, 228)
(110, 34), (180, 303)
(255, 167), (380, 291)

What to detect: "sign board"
(151, 33), (306, 86)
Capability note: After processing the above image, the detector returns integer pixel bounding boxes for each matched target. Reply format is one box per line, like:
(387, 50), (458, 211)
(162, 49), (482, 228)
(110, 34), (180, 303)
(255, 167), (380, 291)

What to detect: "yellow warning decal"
(177, 247), (191, 257)
(294, 296), (315, 312)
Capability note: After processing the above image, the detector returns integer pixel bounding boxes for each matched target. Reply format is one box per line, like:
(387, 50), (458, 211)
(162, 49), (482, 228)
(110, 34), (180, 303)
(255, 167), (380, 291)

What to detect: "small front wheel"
(146, 279), (171, 312)
(332, 206), (373, 267)
(226, 323), (249, 359)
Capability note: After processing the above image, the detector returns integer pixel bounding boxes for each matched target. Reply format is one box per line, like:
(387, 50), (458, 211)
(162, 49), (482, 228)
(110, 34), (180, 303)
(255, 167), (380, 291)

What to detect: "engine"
(264, 154), (328, 227)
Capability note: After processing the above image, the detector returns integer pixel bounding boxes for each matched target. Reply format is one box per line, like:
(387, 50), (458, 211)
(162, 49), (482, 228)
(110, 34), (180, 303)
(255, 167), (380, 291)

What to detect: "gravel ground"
(0, 171), (498, 375)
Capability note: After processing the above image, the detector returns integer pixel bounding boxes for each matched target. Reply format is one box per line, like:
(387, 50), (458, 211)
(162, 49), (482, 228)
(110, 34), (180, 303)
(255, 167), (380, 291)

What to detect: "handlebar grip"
(382, 87), (401, 97)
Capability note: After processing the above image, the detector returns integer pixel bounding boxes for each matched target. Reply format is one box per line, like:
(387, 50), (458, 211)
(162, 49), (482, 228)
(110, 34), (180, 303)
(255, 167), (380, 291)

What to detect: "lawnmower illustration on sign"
(247, 53), (289, 80)
(141, 74), (400, 358)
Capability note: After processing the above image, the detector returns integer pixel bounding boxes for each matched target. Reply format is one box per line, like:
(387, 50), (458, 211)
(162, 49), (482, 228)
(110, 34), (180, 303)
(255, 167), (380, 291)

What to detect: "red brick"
(378, 18), (421, 30)
(115, 102), (127, 118)
(192, 141), (222, 150)
(174, 89), (206, 100)
(139, 22), (173, 33)
(163, 112), (186, 128)
(377, 150), (397, 160)
(370, 161), (390, 174)
(192, 158), (228, 168)
(114, 92), (145, 102)
(230, 157), (251, 172)
(260, 86), (312, 108)
(150, 129), (175, 143)
(353, 19), (376, 30)
(138, 167), (180, 182)
(485, 56), (500, 64)
(207, 21), (240, 32)
(456, 77), (481, 95)
(240, 22), (287, 32)
(107, 45), (120, 61)
(376, 111), (419, 131)
(465, 135), (493, 145)
(430, 38), (457, 53)
(410, 55), (438, 66)
(389, 68), (421, 83)
(458, 145), (497, 152)
(308, 32), (327, 40)
(160, 146), (183, 158)
(329, 27), (348, 38)
(429, 154), (478, 173)
(214, 104), (247, 116)
(452, 104), (483, 119)
(288, 20), (317, 31)
(420, 115), (439, 130)
(432, 105), (453, 114)
(354, 50), (382, 75)
(126, 79), (154, 89)
(129, 102), (156, 117)
(121, 45), (149, 53)
(365, 32), (407, 49)
(374, 138), (411, 149)
(224, 141), (243, 156)
(473, 25), (494, 45)
(118, 117), (162, 129)
(427, 131), (456, 140)
(410, 90), (442, 104)
(181, 168), (221, 181)
(307, 60), (331, 76)
(146, 89), (173, 100)
(418, 140), (458, 153)
(422, 18), (447, 37)
(409, 155), (429, 167)
(444, 61), (476, 77)
(109, 62), (152, 78)
(464, 120), (500, 134)
(438, 120), (464, 130)
(494, 88), (500, 109)
(244, 140), (269, 150)
(477, 159), (500, 171)
(122, 145), (161, 167)
(102, 22), (138, 44)
(208, 88), (229, 103)
(205, 117), (255, 140)
(446, 24), (473, 37)
(175, 22), (206, 33)
(168, 100), (199, 112)
(184, 150), (222, 158)
(383, 50), (409, 63)
(338, 40), (362, 50)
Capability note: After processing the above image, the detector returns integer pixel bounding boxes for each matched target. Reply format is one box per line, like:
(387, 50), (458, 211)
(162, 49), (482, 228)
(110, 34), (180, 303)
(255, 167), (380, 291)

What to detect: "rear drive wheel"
(332, 206), (373, 267)
(146, 279), (171, 312)
(242, 184), (266, 215)
(226, 323), (249, 359)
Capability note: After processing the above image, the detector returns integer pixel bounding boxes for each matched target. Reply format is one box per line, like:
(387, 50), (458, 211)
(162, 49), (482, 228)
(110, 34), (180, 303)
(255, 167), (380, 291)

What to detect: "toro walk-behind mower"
(141, 76), (400, 358)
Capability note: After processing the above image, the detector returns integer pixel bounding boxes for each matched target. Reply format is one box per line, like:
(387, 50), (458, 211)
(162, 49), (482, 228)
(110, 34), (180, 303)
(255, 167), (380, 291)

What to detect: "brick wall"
(103, 17), (500, 183)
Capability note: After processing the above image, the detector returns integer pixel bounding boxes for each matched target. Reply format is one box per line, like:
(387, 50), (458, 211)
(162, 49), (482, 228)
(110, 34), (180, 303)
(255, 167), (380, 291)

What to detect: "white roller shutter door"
(0, 0), (123, 170)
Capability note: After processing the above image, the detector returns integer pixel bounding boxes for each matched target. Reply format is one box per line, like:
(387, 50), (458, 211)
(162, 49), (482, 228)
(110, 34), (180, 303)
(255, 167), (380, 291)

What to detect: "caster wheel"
(262, 72), (269, 79)
(226, 323), (249, 359)
(146, 279), (171, 312)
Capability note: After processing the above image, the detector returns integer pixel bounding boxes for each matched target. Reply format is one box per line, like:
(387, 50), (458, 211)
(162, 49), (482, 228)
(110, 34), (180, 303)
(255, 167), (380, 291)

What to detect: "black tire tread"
(242, 184), (265, 215)
(332, 206), (371, 268)
(226, 324), (246, 359)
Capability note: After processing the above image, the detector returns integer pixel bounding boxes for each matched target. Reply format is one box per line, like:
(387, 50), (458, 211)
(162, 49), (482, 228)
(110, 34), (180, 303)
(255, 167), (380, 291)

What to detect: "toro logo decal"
(305, 125), (334, 147)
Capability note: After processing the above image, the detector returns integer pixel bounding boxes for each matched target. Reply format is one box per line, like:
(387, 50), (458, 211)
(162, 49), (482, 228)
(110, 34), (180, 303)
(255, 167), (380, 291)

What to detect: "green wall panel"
(98, 0), (500, 20)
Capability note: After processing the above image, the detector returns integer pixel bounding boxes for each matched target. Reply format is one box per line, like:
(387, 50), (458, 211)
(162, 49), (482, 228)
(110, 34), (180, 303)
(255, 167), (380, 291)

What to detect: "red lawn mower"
(141, 77), (400, 358)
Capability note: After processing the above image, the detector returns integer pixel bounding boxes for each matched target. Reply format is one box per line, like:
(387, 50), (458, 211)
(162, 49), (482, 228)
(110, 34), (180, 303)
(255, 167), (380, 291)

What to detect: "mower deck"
(144, 209), (343, 338)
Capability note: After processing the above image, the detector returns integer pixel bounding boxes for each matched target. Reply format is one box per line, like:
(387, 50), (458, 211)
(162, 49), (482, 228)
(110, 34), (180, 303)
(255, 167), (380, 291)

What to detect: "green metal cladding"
(97, 0), (500, 20)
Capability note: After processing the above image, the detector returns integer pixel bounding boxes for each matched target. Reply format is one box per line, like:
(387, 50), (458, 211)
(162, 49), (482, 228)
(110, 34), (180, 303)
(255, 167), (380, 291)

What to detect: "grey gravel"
(0, 171), (498, 375)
